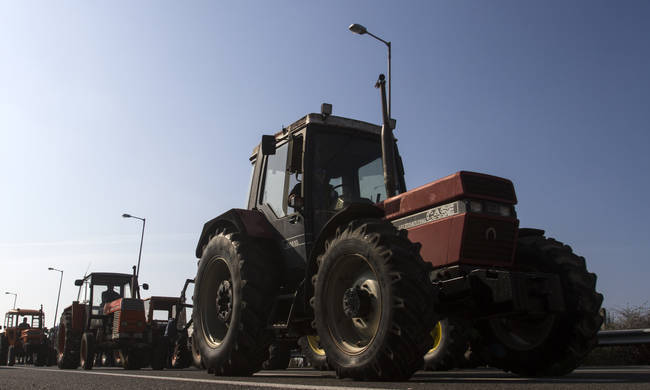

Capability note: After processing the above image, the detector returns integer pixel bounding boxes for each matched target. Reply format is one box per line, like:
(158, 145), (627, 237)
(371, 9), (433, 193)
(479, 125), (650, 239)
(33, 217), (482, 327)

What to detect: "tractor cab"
(243, 109), (407, 291)
(3, 308), (45, 344)
(73, 272), (148, 332)
(144, 296), (186, 330)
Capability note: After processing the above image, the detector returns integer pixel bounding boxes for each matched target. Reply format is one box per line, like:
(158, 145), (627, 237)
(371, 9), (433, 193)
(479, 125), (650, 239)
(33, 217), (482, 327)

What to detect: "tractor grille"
(462, 174), (516, 203)
(461, 216), (517, 264)
(112, 311), (121, 339)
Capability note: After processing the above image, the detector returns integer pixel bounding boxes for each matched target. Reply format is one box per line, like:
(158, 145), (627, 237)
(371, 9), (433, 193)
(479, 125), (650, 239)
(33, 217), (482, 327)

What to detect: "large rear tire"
(56, 312), (80, 369)
(423, 318), (470, 371)
(313, 218), (436, 381)
(192, 231), (279, 376)
(298, 335), (329, 371)
(475, 235), (603, 376)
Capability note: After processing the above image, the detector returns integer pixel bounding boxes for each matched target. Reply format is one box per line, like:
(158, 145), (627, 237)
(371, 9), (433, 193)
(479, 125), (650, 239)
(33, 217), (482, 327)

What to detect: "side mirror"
(142, 283), (149, 291)
(261, 135), (276, 155)
(74, 279), (84, 286)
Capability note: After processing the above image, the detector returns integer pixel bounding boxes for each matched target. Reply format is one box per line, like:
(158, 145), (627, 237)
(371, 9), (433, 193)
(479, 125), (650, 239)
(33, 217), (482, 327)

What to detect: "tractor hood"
(381, 171), (519, 268)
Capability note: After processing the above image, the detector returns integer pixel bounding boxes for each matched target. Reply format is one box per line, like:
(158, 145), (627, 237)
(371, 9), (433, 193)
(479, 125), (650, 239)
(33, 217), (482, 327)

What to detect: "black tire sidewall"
(314, 232), (397, 370)
(193, 235), (243, 369)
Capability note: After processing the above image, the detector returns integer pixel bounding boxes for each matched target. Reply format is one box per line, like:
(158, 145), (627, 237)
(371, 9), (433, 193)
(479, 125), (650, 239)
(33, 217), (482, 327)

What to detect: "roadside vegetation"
(583, 304), (650, 365)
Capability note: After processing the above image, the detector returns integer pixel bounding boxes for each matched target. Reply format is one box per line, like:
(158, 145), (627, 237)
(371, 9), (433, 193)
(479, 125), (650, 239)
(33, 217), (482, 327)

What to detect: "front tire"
(192, 231), (279, 376)
(298, 335), (329, 371)
(475, 235), (603, 376)
(80, 332), (95, 370)
(313, 219), (436, 381)
(423, 318), (470, 371)
(57, 312), (80, 369)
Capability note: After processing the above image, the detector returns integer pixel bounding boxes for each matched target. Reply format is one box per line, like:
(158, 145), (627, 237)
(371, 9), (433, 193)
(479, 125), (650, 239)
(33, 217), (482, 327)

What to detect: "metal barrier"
(598, 328), (650, 346)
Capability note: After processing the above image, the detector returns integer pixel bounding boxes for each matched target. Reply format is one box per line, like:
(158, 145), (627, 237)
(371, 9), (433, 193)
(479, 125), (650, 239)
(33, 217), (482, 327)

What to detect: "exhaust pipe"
(375, 74), (397, 198)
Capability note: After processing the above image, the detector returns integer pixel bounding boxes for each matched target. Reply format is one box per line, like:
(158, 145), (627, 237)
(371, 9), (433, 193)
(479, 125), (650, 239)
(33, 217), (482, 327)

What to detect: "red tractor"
(0, 307), (49, 366)
(190, 75), (602, 380)
(56, 268), (152, 370)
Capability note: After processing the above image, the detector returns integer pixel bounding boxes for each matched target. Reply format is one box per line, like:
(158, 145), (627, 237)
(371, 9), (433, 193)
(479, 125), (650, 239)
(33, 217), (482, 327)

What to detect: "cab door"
(256, 134), (307, 289)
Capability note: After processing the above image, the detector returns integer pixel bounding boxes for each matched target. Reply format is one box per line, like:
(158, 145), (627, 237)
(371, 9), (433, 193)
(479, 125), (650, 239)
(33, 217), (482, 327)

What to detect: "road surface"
(2, 366), (649, 389)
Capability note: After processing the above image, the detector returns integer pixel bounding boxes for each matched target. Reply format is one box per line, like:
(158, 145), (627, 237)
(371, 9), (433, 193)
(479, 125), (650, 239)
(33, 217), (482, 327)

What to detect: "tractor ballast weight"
(191, 73), (603, 380)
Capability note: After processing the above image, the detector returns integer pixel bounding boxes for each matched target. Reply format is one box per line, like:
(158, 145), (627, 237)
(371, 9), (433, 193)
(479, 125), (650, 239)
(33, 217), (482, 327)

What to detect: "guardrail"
(597, 328), (650, 346)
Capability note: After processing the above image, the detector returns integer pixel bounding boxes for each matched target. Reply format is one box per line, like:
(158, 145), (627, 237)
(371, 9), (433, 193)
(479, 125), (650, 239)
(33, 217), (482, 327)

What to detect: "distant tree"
(583, 304), (650, 366)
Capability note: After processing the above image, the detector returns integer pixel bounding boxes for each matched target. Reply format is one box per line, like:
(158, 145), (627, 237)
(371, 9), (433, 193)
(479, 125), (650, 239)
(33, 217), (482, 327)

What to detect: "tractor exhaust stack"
(375, 74), (397, 198)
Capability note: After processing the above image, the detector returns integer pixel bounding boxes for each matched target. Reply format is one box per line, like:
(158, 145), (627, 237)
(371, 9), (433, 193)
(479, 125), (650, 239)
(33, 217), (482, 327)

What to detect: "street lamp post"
(122, 213), (146, 278)
(348, 23), (392, 119)
(5, 292), (17, 309)
(48, 267), (64, 328)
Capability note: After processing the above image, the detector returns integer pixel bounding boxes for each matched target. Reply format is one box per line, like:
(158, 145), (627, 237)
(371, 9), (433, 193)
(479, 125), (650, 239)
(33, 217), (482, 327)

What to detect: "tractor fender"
(306, 202), (385, 281)
(195, 208), (275, 258)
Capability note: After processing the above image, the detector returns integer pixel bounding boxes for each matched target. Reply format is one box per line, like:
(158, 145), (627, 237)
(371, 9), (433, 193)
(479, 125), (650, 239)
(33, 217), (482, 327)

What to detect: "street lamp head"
(48, 267), (54, 270)
(122, 213), (132, 218)
(349, 23), (367, 35)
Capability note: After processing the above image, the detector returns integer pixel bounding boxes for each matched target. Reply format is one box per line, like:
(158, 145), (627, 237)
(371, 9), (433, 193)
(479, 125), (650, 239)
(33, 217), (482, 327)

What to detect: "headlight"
(469, 200), (482, 213)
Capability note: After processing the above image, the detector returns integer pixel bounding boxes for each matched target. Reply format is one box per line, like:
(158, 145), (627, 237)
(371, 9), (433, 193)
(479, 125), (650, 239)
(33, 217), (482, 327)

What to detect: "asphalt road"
(2, 366), (649, 390)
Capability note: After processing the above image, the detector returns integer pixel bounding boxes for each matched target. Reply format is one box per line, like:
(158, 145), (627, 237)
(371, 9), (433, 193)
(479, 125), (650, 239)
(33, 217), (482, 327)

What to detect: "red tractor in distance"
(0, 307), (49, 366)
(56, 268), (152, 370)
(190, 75), (603, 381)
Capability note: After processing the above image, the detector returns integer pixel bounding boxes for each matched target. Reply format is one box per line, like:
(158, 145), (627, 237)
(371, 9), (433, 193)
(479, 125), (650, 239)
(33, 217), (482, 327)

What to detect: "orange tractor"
(56, 269), (152, 370)
(0, 307), (49, 366)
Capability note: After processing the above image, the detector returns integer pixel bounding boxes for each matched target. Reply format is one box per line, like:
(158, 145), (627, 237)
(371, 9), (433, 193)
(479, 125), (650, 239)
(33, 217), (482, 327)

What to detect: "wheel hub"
(216, 280), (233, 323)
(342, 286), (371, 319)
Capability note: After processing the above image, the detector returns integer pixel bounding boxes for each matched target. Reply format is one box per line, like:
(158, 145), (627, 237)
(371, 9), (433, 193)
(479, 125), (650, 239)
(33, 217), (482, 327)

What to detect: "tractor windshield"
(312, 130), (387, 209)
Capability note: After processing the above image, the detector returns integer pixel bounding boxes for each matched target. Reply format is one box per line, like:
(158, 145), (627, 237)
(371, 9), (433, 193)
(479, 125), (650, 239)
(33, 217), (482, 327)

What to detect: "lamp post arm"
(136, 218), (146, 278)
(362, 31), (392, 118)
(53, 270), (63, 328)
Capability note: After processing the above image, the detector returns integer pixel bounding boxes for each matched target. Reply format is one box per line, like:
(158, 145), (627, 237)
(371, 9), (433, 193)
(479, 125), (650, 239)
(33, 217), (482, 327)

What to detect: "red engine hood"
(381, 171), (517, 221)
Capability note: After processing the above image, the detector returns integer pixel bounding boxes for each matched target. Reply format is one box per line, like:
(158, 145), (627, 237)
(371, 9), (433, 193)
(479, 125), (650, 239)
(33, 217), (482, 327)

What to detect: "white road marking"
(13, 367), (400, 390)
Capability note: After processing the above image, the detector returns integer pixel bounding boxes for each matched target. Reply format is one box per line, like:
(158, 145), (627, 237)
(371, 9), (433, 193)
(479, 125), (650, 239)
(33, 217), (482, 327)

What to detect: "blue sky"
(1, 1), (648, 325)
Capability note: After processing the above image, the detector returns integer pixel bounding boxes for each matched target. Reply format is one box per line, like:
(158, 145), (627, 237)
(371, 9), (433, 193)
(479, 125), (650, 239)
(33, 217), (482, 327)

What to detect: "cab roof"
(82, 272), (133, 286)
(6, 309), (42, 316)
(144, 296), (180, 310)
(251, 113), (382, 157)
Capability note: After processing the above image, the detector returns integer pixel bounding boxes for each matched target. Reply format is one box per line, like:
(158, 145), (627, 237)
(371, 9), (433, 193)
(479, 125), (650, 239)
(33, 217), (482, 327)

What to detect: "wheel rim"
(306, 335), (326, 356)
(489, 314), (556, 351)
(199, 257), (233, 348)
(428, 321), (443, 354)
(323, 254), (382, 355)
